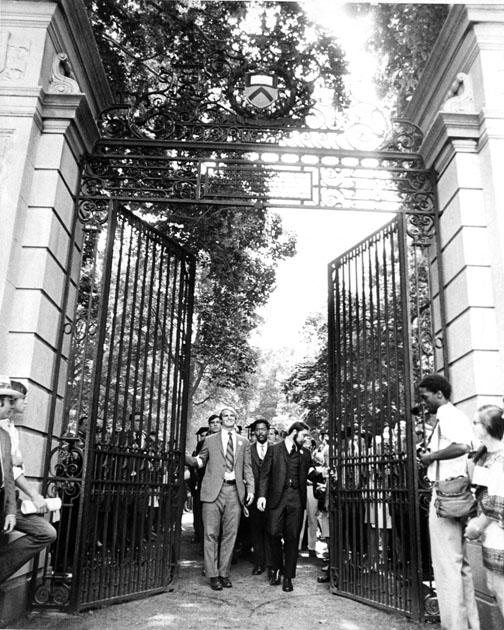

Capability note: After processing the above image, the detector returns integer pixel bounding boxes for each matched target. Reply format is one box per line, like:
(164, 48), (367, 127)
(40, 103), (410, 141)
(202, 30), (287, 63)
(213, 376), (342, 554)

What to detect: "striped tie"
(225, 432), (234, 472)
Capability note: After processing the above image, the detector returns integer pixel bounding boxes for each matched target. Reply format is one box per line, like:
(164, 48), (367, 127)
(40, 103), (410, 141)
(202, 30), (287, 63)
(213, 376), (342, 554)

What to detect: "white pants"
(486, 569), (504, 625)
(429, 496), (480, 630)
(298, 488), (318, 551)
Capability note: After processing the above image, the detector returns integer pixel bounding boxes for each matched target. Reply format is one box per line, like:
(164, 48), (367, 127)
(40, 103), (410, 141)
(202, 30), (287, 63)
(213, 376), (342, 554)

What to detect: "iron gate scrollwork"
(327, 212), (439, 621)
(33, 14), (442, 616)
(36, 202), (195, 610)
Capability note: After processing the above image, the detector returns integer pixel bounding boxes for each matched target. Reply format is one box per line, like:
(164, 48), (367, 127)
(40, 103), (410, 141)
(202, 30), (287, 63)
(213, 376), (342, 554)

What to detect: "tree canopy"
(85, 0), (348, 123)
(347, 4), (449, 114)
(85, 1), (354, 419)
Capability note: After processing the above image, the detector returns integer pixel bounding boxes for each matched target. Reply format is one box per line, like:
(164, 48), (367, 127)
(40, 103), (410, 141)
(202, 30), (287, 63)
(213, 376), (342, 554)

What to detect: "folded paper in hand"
(20, 497), (61, 514)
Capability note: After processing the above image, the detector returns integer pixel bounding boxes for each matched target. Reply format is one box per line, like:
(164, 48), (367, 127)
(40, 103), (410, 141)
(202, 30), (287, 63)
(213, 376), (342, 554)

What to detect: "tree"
(283, 314), (328, 431)
(347, 4), (449, 114)
(85, 1), (348, 123)
(83, 1), (349, 417)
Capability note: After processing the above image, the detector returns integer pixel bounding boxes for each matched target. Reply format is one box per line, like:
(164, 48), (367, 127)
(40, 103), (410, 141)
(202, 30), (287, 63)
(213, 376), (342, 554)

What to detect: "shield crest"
(243, 73), (278, 110)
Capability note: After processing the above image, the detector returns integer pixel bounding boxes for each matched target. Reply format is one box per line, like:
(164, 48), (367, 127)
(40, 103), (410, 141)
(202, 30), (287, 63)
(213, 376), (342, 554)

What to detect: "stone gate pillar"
(407, 6), (504, 627)
(407, 4), (504, 417)
(0, 0), (111, 619)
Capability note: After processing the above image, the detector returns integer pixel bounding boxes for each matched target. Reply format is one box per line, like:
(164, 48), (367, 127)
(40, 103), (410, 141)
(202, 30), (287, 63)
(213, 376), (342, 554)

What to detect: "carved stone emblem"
(48, 53), (80, 94)
(0, 31), (31, 81)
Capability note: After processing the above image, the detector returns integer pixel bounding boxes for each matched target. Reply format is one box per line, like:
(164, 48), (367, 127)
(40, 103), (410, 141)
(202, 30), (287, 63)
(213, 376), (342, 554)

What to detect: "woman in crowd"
(465, 405), (504, 620)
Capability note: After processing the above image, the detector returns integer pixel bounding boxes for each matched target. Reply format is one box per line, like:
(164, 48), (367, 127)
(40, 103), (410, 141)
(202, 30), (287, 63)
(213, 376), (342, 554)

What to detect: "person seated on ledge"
(0, 377), (56, 586)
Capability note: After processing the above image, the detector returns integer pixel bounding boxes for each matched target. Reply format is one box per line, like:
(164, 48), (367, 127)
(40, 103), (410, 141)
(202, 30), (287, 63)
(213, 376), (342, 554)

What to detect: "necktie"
(290, 444), (296, 456)
(259, 444), (265, 460)
(225, 432), (234, 472)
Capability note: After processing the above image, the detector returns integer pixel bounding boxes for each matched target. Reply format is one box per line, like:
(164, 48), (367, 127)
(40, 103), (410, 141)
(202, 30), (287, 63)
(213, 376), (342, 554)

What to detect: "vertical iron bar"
(398, 213), (422, 621)
(327, 259), (338, 590)
(72, 200), (117, 611)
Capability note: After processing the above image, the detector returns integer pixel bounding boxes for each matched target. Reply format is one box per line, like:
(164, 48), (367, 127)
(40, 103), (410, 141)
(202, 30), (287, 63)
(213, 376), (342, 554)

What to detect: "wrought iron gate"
(36, 202), (195, 610)
(32, 7), (443, 615)
(327, 213), (440, 621)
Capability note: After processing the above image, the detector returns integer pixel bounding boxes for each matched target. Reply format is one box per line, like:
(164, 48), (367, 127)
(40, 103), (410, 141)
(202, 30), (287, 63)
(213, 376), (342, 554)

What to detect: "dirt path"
(11, 515), (435, 630)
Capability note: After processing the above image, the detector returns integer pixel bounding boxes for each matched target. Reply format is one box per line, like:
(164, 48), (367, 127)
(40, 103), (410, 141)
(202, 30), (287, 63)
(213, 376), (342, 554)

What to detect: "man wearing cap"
(249, 417), (272, 576)
(186, 407), (254, 590)
(257, 420), (312, 592)
(0, 377), (25, 584)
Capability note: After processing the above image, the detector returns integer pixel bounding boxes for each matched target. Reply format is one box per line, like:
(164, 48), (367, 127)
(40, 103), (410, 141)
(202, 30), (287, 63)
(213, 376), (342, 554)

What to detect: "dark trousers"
(0, 512), (57, 584)
(249, 503), (271, 568)
(193, 490), (204, 544)
(268, 487), (303, 578)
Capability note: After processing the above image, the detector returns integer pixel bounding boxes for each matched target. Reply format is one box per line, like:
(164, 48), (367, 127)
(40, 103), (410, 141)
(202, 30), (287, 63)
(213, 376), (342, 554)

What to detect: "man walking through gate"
(257, 420), (312, 592)
(186, 408), (254, 590)
(418, 374), (480, 630)
(248, 418), (272, 576)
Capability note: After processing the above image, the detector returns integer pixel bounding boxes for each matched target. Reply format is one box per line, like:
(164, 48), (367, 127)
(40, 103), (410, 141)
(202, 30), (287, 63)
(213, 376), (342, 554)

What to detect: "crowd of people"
(185, 411), (330, 592)
(2, 369), (504, 629)
(185, 375), (504, 630)
(417, 374), (504, 629)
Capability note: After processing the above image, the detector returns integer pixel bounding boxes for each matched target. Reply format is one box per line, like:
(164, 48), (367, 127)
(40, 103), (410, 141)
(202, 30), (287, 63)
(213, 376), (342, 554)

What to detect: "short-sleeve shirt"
(427, 402), (473, 482)
(0, 419), (24, 481)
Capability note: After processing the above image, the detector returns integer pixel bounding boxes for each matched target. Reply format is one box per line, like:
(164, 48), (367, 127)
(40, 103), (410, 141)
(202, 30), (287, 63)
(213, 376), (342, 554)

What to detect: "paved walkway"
(12, 515), (436, 630)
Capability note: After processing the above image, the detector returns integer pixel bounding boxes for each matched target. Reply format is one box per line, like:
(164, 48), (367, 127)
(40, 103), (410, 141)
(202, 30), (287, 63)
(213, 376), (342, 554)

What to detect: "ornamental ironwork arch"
(80, 104), (434, 226)
(79, 22), (435, 231)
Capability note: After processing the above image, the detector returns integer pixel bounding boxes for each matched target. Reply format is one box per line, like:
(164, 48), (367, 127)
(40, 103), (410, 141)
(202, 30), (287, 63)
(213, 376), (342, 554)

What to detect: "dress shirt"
(222, 429), (237, 481)
(284, 435), (296, 454)
(194, 429), (238, 480)
(0, 419), (23, 480)
(256, 441), (268, 460)
(427, 402), (473, 482)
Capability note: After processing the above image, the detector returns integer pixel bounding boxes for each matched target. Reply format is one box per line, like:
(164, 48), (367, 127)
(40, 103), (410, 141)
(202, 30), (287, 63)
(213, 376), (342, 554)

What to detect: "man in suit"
(248, 418), (271, 576)
(189, 426), (209, 550)
(187, 407), (254, 590)
(258, 420), (312, 592)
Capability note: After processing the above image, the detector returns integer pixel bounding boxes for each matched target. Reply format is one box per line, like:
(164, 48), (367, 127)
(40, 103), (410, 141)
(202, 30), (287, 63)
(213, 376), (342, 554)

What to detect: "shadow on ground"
(11, 513), (436, 630)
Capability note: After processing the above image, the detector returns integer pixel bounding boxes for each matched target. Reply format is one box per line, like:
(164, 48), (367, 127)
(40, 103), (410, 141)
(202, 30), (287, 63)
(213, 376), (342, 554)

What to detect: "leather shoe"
(252, 565), (265, 575)
(219, 576), (232, 588)
(210, 577), (222, 591)
(282, 577), (293, 592)
(317, 575), (330, 583)
(269, 569), (281, 586)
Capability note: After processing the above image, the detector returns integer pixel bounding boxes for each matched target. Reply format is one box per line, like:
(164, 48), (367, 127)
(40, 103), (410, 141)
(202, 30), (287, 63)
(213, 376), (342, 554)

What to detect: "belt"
(286, 482), (299, 490)
(223, 479), (236, 485)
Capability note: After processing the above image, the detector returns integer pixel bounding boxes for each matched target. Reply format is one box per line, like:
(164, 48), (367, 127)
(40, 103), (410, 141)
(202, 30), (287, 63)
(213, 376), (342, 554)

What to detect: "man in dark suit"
(189, 415), (221, 551)
(189, 426), (209, 550)
(258, 420), (312, 592)
(248, 418), (271, 576)
(187, 408), (254, 591)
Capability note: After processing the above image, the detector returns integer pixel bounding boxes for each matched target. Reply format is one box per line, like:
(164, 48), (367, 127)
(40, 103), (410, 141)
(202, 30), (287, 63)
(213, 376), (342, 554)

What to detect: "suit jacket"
(0, 428), (16, 518)
(197, 432), (254, 504)
(258, 440), (312, 510)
